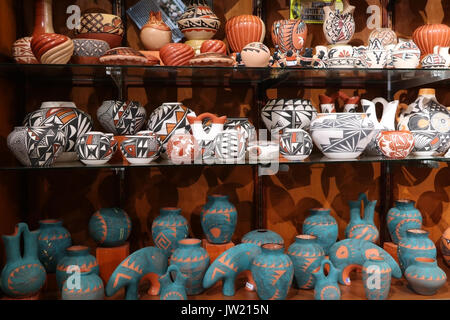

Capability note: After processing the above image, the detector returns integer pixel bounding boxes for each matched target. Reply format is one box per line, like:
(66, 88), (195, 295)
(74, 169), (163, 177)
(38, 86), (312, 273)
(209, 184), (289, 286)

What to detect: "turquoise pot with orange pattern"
(170, 238), (210, 295)
(89, 207), (132, 247)
(152, 207), (189, 256)
(201, 195), (237, 244)
(56, 245), (99, 290)
(159, 264), (188, 300)
(38, 219), (72, 273)
(362, 256), (392, 300)
(312, 259), (341, 300)
(302, 208), (338, 255)
(387, 200), (422, 244)
(62, 270), (105, 300)
(398, 229), (436, 273)
(405, 257), (447, 295)
(0, 223), (46, 298)
(241, 229), (284, 247)
(345, 193), (379, 243)
(287, 234), (325, 290)
(251, 243), (294, 300)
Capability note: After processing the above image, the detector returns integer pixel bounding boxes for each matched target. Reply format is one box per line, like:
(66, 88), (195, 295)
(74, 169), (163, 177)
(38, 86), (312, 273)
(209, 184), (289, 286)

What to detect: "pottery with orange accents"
(62, 270), (105, 300)
(405, 257), (447, 296)
(413, 23), (450, 58)
(287, 235), (325, 290)
(151, 207), (189, 256)
(37, 219), (72, 273)
(241, 229), (284, 247)
(170, 238), (210, 295)
(88, 208), (132, 247)
(200, 195), (237, 244)
(200, 40), (227, 54)
(387, 200), (422, 244)
(376, 130), (415, 159)
(140, 11), (172, 51)
(345, 193), (379, 243)
(159, 43), (195, 66)
(30, 33), (74, 64)
(302, 208), (338, 255)
(159, 264), (188, 300)
(251, 243), (293, 300)
(312, 259), (341, 300)
(177, 0), (220, 41)
(362, 256), (392, 300)
(225, 15), (266, 53)
(397, 229), (436, 273)
(0, 223), (46, 298)
(56, 245), (99, 290)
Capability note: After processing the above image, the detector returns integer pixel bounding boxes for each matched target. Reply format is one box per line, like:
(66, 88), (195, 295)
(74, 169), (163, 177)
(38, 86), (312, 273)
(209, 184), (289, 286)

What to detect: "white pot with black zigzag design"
(280, 128), (313, 161)
(97, 100), (147, 136)
(214, 130), (246, 163)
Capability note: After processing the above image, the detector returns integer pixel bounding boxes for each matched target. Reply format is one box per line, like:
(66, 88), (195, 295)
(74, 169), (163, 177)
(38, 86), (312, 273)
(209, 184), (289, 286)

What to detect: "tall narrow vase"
(33, 0), (55, 37)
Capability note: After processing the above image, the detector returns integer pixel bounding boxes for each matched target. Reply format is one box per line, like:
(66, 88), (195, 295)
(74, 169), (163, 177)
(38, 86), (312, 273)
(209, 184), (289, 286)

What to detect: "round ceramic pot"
(262, 99), (318, 132)
(31, 33), (74, 64)
(302, 208), (338, 255)
(99, 47), (149, 65)
(97, 100), (147, 135)
(241, 42), (271, 67)
(159, 264), (188, 300)
(160, 43), (195, 66)
(364, 38), (388, 68)
(376, 130), (415, 159)
(23, 101), (93, 161)
(421, 53), (447, 68)
(398, 229), (436, 273)
(140, 11), (172, 51)
(38, 219), (72, 273)
(413, 24), (450, 57)
(279, 128), (313, 161)
(152, 207), (189, 256)
(287, 234), (325, 290)
(310, 113), (375, 159)
(411, 130), (441, 156)
(369, 28), (398, 47)
(225, 15), (266, 53)
(120, 135), (161, 164)
(166, 130), (199, 164)
(241, 229), (284, 247)
(12, 37), (39, 64)
(72, 38), (110, 64)
(7, 126), (66, 167)
(200, 195), (237, 244)
(223, 118), (257, 148)
(271, 19), (308, 54)
(323, 0), (355, 45)
(362, 256), (392, 300)
(440, 228), (450, 267)
(62, 270), (104, 300)
(405, 257), (447, 295)
(214, 129), (246, 163)
(75, 131), (117, 165)
(251, 243), (294, 300)
(88, 208), (132, 247)
(177, 0), (220, 41)
(147, 102), (196, 156)
(392, 40), (421, 68)
(75, 13), (124, 49)
(387, 200), (422, 244)
(200, 40), (227, 54)
(56, 246), (99, 290)
(170, 238), (210, 295)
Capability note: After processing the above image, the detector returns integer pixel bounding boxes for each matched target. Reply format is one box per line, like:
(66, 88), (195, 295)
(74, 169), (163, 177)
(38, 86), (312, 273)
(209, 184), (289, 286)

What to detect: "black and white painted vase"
(97, 100), (147, 136)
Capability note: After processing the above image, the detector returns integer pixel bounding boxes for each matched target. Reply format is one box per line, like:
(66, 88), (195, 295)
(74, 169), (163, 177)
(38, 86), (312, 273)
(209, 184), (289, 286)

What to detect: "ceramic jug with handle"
(345, 193), (379, 243)
(312, 259), (341, 300)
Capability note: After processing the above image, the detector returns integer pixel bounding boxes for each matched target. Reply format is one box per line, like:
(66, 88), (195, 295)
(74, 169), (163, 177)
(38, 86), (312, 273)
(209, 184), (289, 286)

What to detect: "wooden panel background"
(0, 0), (449, 271)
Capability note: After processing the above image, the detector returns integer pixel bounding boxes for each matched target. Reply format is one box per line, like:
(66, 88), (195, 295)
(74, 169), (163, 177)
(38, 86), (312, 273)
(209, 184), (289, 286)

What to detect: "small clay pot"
(31, 33), (74, 64)
(413, 24), (450, 57)
(160, 43), (195, 66)
(12, 37), (38, 64)
(225, 15), (266, 53)
(140, 11), (172, 51)
(75, 13), (124, 49)
(200, 40), (227, 54)
(241, 42), (271, 67)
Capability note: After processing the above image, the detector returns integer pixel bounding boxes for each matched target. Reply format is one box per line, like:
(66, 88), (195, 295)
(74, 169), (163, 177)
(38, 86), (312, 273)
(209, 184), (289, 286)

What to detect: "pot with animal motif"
(226, 15), (266, 53)
(271, 19), (308, 55)
(75, 13), (124, 49)
(200, 195), (237, 244)
(98, 100), (147, 135)
(152, 207), (189, 256)
(387, 200), (422, 244)
(362, 256), (392, 300)
(166, 129), (199, 164)
(140, 11), (172, 51)
(376, 130), (415, 159)
(397, 229), (436, 273)
(405, 257), (446, 295)
(302, 208), (338, 255)
(413, 24), (450, 58)
(322, 0), (355, 45)
(160, 43), (195, 66)
(241, 42), (271, 67)
(62, 270), (105, 300)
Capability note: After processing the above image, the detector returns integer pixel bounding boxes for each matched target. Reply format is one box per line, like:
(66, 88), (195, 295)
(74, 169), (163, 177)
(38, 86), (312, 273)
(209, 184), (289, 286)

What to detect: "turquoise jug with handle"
(312, 259), (341, 300)
(345, 193), (379, 243)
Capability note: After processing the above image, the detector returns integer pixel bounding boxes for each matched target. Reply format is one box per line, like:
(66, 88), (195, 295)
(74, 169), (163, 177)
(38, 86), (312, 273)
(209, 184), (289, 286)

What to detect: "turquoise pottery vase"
(302, 208), (338, 255)
(398, 229), (436, 273)
(159, 264), (188, 300)
(203, 243), (262, 296)
(405, 257), (447, 295)
(89, 207), (132, 247)
(106, 246), (168, 300)
(56, 245), (99, 290)
(251, 243), (294, 300)
(170, 238), (210, 295)
(152, 207), (189, 256)
(287, 234), (325, 290)
(387, 200), (422, 244)
(38, 219), (72, 273)
(241, 229), (284, 247)
(345, 193), (379, 243)
(362, 256), (392, 300)
(0, 223), (46, 298)
(312, 259), (341, 300)
(62, 270), (105, 300)
(200, 194), (238, 244)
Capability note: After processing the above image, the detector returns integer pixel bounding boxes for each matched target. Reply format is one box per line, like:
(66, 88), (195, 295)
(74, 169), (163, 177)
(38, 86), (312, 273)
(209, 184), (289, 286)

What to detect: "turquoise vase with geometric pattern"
(201, 195), (237, 244)
(89, 208), (132, 247)
(303, 208), (338, 255)
(159, 264), (188, 300)
(152, 207), (189, 256)
(312, 259), (341, 300)
(62, 270), (105, 300)
(38, 219), (72, 273)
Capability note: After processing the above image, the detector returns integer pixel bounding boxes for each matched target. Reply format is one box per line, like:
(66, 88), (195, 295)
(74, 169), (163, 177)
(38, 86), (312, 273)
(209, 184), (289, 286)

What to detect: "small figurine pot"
(62, 270), (105, 300)
(38, 219), (72, 273)
(322, 0), (355, 45)
(279, 128), (313, 161)
(362, 256), (392, 300)
(271, 19), (308, 54)
(241, 229), (284, 247)
(200, 195), (238, 244)
(140, 11), (172, 51)
(312, 259), (341, 300)
(302, 208), (338, 255)
(159, 265), (188, 300)
(177, 0), (220, 41)
(88, 208), (132, 247)
(160, 43), (195, 66)
(376, 130), (415, 159)
(405, 257), (447, 295)
(241, 42), (271, 67)
(152, 207), (189, 256)
(387, 200), (422, 244)
(397, 229), (436, 273)
(225, 15), (266, 53)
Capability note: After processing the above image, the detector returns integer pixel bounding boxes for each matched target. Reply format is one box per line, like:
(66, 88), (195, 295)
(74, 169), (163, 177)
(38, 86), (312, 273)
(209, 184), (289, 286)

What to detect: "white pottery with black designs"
(177, 0), (220, 41)
(310, 113), (375, 159)
(279, 128), (313, 161)
(97, 100), (147, 136)
(223, 118), (257, 149)
(262, 99), (318, 133)
(8, 126), (67, 167)
(392, 40), (421, 69)
(421, 53), (447, 69)
(323, 0), (355, 45)
(76, 131), (116, 165)
(23, 101), (93, 162)
(364, 38), (388, 68)
(214, 129), (246, 163)
(120, 135), (161, 164)
(73, 39), (110, 57)
(411, 130), (441, 156)
(436, 132), (450, 155)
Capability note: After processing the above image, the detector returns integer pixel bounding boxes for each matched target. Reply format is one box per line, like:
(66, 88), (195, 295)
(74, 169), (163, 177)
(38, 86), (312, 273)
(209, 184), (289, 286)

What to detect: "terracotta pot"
(225, 15), (266, 53)
(140, 11), (172, 51)
(33, 0), (54, 37)
(75, 13), (124, 49)
(12, 37), (39, 64)
(99, 47), (149, 65)
(140, 51), (162, 65)
(31, 33), (74, 64)
(160, 43), (195, 66)
(271, 19), (308, 54)
(200, 40), (227, 54)
(376, 130), (414, 159)
(189, 52), (234, 66)
(413, 24), (450, 57)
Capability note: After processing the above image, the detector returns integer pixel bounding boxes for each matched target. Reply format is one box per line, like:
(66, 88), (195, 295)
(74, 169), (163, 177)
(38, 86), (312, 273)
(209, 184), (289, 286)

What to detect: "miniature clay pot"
(177, 0), (220, 41)
(369, 27), (398, 47)
(302, 208), (338, 255)
(75, 13), (124, 49)
(225, 15), (266, 53)
(241, 42), (271, 67)
(387, 200), (422, 244)
(405, 257), (447, 295)
(413, 24), (450, 57)
(200, 40), (227, 54)
(76, 131), (117, 165)
(140, 11), (172, 51)
(88, 208), (132, 247)
(397, 229), (436, 273)
(12, 37), (38, 64)
(376, 130), (415, 159)
(279, 128), (313, 161)
(271, 19), (308, 54)
(120, 135), (161, 164)
(72, 38), (110, 64)
(31, 33), (74, 64)
(391, 40), (421, 68)
(200, 195), (237, 244)
(160, 43), (195, 66)
(189, 53), (234, 66)
(152, 207), (189, 256)
(100, 47), (149, 65)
